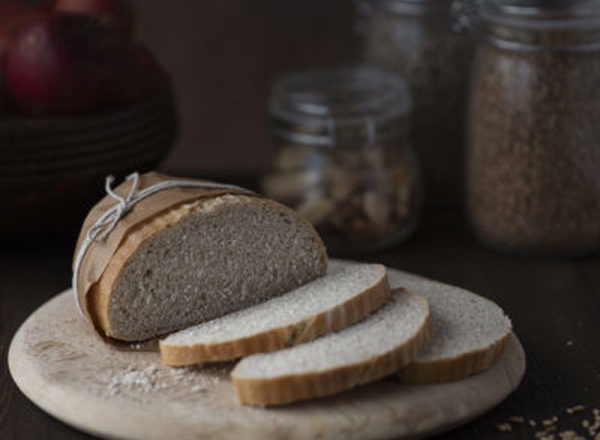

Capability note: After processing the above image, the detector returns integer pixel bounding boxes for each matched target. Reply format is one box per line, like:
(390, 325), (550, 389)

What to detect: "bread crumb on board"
(495, 405), (600, 439)
(107, 364), (223, 396)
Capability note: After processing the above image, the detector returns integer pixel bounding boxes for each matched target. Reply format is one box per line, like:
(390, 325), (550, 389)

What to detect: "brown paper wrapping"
(73, 171), (256, 319)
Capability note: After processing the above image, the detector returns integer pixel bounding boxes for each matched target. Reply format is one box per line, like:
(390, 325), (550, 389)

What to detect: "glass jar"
(467, 0), (600, 255)
(262, 67), (422, 255)
(356, 0), (474, 205)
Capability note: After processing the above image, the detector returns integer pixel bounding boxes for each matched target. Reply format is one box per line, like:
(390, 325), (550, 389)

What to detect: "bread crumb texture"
(99, 194), (327, 341)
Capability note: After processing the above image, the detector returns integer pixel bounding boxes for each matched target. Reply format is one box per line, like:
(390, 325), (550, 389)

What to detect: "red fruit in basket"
(0, 72), (6, 111)
(6, 12), (149, 114)
(52, 10), (125, 51)
(53, 0), (133, 37)
(5, 15), (108, 114)
(84, 42), (161, 107)
(107, 45), (161, 105)
(0, 1), (49, 111)
(0, 1), (47, 57)
(7, 19), (70, 113)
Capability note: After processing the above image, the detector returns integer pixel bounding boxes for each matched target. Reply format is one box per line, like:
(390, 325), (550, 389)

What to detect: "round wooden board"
(9, 263), (526, 440)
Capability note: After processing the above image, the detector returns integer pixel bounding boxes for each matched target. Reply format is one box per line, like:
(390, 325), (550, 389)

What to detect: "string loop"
(87, 173), (140, 243)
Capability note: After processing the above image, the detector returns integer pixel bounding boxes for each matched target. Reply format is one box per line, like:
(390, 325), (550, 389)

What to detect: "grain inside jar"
(467, 0), (600, 255)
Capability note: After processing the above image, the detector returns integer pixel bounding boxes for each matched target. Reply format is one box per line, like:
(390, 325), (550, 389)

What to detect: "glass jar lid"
(269, 67), (411, 147)
(357, 0), (454, 16)
(475, 0), (600, 50)
(480, 0), (600, 29)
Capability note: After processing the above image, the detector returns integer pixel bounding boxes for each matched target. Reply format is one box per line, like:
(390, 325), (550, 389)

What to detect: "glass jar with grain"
(467, 0), (600, 255)
(262, 67), (421, 255)
(356, 0), (474, 205)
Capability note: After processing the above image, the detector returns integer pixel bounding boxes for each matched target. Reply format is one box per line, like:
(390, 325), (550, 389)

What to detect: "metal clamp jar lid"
(269, 67), (411, 148)
(357, 0), (456, 16)
(472, 0), (600, 50)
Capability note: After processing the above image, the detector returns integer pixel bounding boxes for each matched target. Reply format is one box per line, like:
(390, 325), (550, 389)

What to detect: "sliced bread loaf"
(159, 264), (390, 366)
(394, 275), (512, 384)
(231, 288), (430, 406)
(83, 187), (327, 342)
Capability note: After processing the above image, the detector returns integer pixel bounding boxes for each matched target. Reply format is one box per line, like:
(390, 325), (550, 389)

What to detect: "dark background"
(133, 0), (359, 174)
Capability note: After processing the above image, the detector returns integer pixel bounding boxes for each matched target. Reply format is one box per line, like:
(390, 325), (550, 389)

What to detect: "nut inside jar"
(264, 143), (420, 254)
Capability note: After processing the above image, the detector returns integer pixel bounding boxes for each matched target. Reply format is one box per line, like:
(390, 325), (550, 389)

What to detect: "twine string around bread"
(72, 172), (253, 319)
(87, 174), (141, 243)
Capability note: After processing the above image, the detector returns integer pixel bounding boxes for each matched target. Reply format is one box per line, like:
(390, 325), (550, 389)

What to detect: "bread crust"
(231, 293), (431, 406)
(396, 330), (512, 384)
(159, 271), (391, 366)
(87, 195), (328, 340)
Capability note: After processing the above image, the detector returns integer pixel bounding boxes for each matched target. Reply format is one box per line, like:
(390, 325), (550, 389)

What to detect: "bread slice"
(159, 264), (390, 366)
(395, 276), (512, 384)
(88, 194), (327, 342)
(231, 288), (431, 406)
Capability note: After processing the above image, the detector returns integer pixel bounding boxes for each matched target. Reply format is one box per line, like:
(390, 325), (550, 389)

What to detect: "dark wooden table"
(1, 180), (600, 439)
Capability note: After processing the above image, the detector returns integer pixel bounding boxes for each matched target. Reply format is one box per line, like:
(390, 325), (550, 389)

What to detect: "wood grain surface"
(7, 264), (525, 440)
(2, 198), (600, 440)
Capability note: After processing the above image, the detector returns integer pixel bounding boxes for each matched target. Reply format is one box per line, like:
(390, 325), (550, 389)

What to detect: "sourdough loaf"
(232, 288), (431, 406)
(74, 172), (327, 342)
(159, 264), (390, 365)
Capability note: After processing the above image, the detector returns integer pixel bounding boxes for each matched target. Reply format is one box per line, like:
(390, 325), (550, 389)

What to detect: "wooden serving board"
(8, 264), (526, 440)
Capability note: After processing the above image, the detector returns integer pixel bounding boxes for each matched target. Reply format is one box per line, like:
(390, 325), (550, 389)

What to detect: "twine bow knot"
(88, 173), (141, 243)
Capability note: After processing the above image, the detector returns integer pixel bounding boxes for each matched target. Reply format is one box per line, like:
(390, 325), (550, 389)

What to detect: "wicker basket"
(0, 77), (177, 237)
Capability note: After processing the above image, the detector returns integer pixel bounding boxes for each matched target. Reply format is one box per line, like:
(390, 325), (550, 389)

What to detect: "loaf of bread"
(73, 172), (327, 342)
(159, 264), (390, 365)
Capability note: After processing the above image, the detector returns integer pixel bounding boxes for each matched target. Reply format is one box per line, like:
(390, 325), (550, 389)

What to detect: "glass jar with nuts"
(467, 0), (600, 255)
(263, 67), (421, 255)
